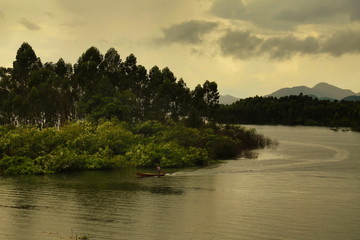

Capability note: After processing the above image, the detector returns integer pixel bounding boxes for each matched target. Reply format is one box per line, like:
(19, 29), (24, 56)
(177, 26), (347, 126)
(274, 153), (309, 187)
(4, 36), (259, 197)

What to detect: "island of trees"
(0, 43), (275, 175)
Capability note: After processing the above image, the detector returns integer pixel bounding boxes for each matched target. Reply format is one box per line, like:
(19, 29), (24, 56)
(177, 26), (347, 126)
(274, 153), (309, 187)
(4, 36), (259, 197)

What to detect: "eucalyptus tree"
(11, 42), (42, 124)
(145, 66), (165, 120)
(0, 67), (12, 124)
(153, 67), (176, 120)
(12, 42), (42, 91)
(53, 58), (75, 123)
(73, 47), (104, 118)
(100, 48), (122, 90)
(189, 80), (220, 124)
(202, 80), (220, 121)
(129, 64), (148, 120)
(171, 78), (191, 120)
(73, 46), (103, 97)
(27, 65), (59, 127)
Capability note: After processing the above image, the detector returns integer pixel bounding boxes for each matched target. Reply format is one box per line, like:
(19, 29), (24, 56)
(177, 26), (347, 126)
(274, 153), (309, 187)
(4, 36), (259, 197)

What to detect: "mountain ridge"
(220, 82), (358, 104)
(219, 95), (240, 104)
(267, 82), (356, 100)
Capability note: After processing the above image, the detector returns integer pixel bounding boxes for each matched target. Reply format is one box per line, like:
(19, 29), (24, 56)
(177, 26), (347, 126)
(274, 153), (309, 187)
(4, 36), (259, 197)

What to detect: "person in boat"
(156, 165), (164, 175)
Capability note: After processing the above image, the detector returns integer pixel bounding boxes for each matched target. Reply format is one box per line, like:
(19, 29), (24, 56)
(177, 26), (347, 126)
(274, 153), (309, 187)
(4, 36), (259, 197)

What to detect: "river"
(1, 125), (360, 240)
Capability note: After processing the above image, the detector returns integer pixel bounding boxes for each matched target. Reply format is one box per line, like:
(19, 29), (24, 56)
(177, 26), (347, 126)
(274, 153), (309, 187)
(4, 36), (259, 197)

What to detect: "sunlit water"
(1, 126), (360, 240)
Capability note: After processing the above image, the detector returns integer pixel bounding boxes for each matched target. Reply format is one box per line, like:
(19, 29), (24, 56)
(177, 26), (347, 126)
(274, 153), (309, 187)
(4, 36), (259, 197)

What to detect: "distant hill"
(313, 82), (355, 100)
(219, 95), (240, 105)
(267, 82), (356, 100)
(342, 95), (360, 101)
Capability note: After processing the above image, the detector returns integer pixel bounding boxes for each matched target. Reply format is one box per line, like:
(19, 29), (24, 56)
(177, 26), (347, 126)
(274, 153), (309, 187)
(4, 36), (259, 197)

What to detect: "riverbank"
(0, 120), (276, 175)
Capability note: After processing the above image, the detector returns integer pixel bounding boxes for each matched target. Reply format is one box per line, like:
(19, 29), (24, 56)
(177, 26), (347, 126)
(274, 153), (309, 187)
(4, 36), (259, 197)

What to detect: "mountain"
(313, 82), (355, 100)
(219, 95), (240, 105)
(267, 82), (356, 100)
(269, 86), (317, 98)
(342, 95), (360, 101)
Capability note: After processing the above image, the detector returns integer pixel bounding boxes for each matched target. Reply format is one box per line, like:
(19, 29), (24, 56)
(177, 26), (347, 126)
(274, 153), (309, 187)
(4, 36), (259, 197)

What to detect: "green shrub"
(205, 135), (241, 159)
(0, 120), (275, 175)
(0, 155), (46, 175)
(125, 142), (209, 168)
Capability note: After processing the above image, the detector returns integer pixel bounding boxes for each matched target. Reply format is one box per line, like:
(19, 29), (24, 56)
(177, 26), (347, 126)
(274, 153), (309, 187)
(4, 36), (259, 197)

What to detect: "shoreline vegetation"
(0, 120), (277, 175)
(2, 43), (358, 175)
(0, 43), (277, 175)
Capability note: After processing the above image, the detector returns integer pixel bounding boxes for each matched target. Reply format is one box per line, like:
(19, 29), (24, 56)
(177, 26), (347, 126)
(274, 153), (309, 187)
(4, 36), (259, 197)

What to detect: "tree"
(1, 43), (236, 129)
(202, 80), (219, 120)
(12, 42), (42, 92)
(53, 58), (75, 124)
(9, 43), (43, 124)
(81, 92), (134, 122)
(100, 48), (122, 90)
(73, 47), (103, 118)
(73, 47), (103, 97)
(27, 66), (59, 127)
(0, 67), (13, 124)
(130, 64), (149, 120)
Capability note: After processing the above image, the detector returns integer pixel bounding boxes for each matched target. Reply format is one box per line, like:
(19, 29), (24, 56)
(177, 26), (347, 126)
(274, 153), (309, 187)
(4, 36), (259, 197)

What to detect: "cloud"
(208, 0), (360, 59)
(158, 20), (219, 45)
(19, 18), (41, 31)
(261, 35), (320, 59)
(219, 29), (360, 60)
(210, 0), (360, 29)
(0, 11), (4, 19)
(344, 0), (360, 21)
(210, 0), (246, 20)
(322, 31), (360, 56)
(219, 31), (263, 59)
(274, 0), (360, 23)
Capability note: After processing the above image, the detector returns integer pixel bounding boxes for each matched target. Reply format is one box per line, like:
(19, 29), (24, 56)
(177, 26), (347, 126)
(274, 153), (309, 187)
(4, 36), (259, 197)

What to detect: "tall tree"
(100, 48), (122, 90)
(12, 42), (42, 92)
(10, 43), (42, 124)
(73, 47), (103, 97)
(27, 63), (68, 127)
(54, 58), (75, 123)
(73, 47), (103, 118)
(0, 67), (13, 124)
(189, 80), (219, 123)
(202, 80), (220, 120)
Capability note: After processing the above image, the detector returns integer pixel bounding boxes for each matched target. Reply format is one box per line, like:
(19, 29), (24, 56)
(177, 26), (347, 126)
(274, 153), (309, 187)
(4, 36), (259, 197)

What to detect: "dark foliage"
(216, 95), (360, 131)
(0, 120), (275, 175)
(0, 43), (219, 127)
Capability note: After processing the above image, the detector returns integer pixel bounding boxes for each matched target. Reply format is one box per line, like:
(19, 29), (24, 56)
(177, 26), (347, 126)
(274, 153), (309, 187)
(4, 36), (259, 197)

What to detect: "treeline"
(0, 43), (279, 175)
(216, 94), (360, 131)
(0, 43), (219, 127)
(0, 120), (275, 175)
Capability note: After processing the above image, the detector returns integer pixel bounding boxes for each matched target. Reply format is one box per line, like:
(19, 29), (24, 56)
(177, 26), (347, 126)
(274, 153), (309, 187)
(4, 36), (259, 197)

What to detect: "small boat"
(136, 172), (165, 177)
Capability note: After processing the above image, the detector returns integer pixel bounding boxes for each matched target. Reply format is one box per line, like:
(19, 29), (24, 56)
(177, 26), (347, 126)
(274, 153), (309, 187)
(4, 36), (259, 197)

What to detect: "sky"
(1, 0), (360, 98)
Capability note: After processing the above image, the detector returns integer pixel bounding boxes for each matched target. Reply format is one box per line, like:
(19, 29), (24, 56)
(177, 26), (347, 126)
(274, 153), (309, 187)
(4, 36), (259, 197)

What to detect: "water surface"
(1, 126), (360, 239)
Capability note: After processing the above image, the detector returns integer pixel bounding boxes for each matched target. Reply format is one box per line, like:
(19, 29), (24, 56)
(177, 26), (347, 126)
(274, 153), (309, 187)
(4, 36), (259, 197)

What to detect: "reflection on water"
(1, 126), (360, 240)
(0, 204), (38, 210)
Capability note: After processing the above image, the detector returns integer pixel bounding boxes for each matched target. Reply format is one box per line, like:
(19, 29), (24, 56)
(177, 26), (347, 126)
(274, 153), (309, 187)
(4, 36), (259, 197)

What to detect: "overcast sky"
(1, 0), (359, 97)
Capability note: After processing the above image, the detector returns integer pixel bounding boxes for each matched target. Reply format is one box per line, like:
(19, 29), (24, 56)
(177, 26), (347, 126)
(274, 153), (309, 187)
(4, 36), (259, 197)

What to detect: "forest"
(0, 43), (275, 175)
(216, 95), (360, 131)
(0, 43), (220, 127)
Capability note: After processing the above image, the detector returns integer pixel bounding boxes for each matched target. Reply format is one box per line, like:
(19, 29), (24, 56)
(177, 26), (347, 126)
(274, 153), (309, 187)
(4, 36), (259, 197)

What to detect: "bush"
(0, 120), (275, 175)
(0, 155), (47, 175)
(125, 142), (209, 168)
(205, 135), (241, 159)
